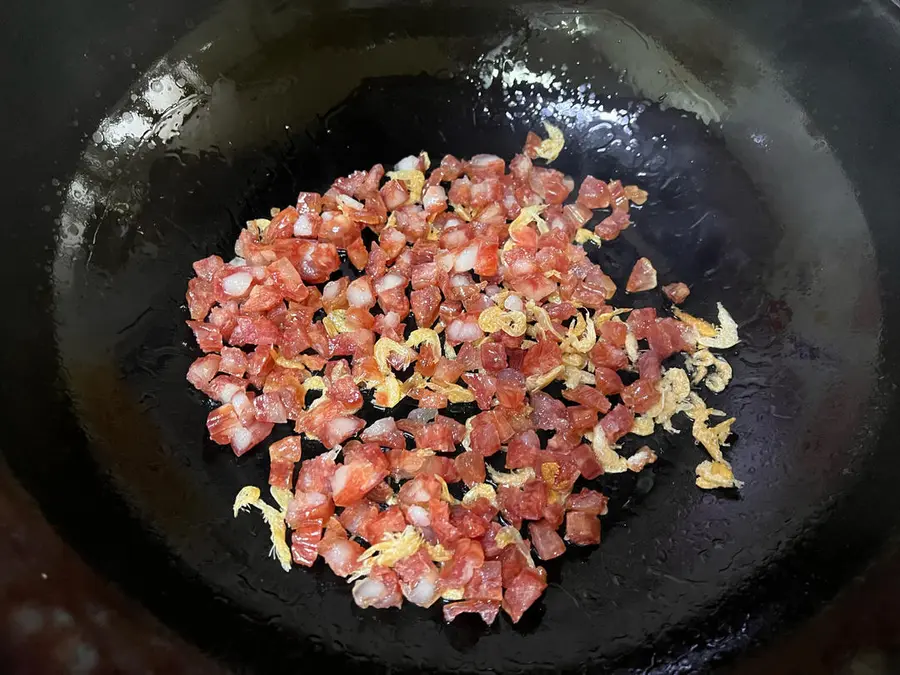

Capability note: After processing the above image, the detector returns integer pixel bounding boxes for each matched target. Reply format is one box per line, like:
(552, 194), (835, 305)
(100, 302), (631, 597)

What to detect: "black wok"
(3, 0), (900, 672)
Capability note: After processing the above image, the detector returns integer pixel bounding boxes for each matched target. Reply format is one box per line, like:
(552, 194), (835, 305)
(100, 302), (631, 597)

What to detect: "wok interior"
(23, 0), (893, 672)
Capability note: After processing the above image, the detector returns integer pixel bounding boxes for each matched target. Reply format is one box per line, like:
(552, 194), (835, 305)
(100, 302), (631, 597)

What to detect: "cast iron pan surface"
(4, 0), (900, 673)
